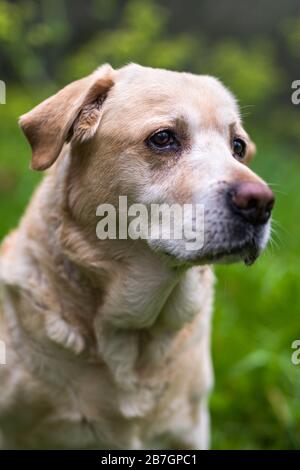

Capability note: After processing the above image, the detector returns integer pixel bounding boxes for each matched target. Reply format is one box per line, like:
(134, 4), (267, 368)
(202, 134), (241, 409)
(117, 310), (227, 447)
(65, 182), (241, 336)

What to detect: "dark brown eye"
(147, 130), (179, 150)
(233, 137), (247, 160)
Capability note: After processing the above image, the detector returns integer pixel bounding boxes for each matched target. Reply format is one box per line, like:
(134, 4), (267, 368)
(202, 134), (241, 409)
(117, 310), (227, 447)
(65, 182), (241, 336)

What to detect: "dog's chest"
(8, 319), (210, 450)
(1, 242), (214, 449)
(5, 353), (196, 449)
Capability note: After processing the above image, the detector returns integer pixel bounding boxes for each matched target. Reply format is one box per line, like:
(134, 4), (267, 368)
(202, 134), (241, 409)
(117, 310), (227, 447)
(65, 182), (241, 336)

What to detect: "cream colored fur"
(0, 63), (268, 449)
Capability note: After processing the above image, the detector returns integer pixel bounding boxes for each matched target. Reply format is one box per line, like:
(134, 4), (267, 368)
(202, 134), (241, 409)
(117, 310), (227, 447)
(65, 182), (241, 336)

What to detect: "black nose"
(228, 181), (275, 225)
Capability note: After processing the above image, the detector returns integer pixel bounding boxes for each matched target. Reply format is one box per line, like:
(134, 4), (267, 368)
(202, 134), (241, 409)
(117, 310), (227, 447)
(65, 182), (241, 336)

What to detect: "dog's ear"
(19, 64), (114, 171)
(246, 138), (256, 163)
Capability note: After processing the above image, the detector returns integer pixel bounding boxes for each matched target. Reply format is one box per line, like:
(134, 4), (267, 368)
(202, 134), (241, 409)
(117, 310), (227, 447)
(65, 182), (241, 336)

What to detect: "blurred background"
(0, 0), (300, 449)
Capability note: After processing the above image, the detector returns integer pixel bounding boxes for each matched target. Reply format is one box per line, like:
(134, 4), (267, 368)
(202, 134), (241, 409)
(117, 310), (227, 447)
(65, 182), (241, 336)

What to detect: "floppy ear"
(19, 64), (114, 171)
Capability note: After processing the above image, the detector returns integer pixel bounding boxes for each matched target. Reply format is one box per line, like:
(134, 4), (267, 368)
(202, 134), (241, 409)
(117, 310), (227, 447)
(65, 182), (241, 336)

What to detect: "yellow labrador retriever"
(0, 63), (274, 449)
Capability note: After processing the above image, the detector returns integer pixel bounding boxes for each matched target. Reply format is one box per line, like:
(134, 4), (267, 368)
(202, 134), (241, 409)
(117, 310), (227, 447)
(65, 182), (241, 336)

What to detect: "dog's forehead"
(105, 64), (240, 131)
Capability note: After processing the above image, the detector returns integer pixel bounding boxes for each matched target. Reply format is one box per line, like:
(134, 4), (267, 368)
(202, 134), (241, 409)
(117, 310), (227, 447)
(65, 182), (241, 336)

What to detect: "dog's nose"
(228, 181), (275, 225)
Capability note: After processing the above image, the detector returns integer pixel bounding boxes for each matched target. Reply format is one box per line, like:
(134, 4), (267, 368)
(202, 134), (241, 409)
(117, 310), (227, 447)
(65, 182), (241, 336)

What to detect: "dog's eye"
(147, 130), (179, 150)
(232, 138), (247, 160)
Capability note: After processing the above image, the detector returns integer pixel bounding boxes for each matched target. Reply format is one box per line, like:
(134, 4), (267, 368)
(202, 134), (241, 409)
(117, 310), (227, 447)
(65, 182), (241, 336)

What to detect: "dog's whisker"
(271, 218), (287, 237)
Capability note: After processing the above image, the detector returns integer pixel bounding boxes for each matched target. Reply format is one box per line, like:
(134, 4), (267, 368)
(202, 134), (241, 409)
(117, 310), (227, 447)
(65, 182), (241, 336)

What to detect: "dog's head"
(20, 63), (274, 266)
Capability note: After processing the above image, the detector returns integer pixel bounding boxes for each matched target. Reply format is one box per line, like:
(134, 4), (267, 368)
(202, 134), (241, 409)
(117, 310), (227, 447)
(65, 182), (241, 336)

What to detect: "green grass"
(1, 94), (300, 449)
(0, 88), (42, 238)
(212, 139), (300, 449)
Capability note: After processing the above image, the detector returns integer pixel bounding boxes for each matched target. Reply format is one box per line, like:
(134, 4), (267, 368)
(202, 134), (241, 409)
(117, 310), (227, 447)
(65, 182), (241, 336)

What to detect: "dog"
(0, 63), (274, 449)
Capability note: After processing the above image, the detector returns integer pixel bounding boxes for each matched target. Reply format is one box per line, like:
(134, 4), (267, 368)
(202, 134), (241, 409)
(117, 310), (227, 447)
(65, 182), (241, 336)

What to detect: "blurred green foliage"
(205, 40), (281, 104)
(283, 17), (300, 59)
(0, 0), (300, 450)
(64, 0), (196, 79)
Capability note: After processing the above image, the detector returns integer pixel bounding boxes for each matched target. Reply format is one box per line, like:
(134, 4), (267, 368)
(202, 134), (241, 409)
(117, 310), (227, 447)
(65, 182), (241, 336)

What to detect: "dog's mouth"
(156, 236), (262, 268)
(183, 205), (271, 266)
(201, 237), (261, 266)
(145, 190), (271, 268)
(154, 221), (268, 268)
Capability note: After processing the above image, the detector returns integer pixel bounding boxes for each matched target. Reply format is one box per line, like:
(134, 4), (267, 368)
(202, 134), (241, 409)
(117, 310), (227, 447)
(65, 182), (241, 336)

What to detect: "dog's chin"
(200, 240), (261, 266)
(203, 222), (271, 266)
(152, 233), (268, 268)
(148, 219), (271, 268)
